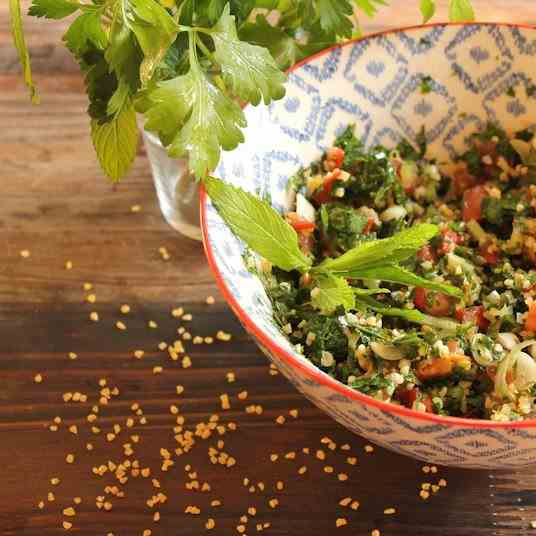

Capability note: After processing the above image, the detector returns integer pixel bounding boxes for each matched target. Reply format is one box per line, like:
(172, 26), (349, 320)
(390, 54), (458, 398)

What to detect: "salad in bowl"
(202, 22), (536, 468)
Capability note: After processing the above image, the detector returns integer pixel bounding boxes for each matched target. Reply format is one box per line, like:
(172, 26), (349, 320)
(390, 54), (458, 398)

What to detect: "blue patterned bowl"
(201, 22), (536, 469)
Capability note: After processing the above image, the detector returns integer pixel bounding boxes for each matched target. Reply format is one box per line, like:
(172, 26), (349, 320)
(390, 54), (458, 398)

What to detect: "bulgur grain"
(34, 373), (43, 383)
(335, 518), (347, 528)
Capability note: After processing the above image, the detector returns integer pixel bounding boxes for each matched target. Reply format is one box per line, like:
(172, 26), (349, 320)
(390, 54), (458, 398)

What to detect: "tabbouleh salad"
(256, 124), (536, 422)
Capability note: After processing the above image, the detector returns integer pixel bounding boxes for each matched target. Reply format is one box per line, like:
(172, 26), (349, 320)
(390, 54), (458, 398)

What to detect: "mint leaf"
(211, 5), (286, 105)
(315, 0), (354, 38)
(420, 0), (435, 22)
(91, 101), (138, 182)
(126, 0), (179, 84)
(105, 17), (141, 89)
(139, 60), (246, 177)
(353, 0), (388, 18)
(9, 0), (39, 103)
(349, 264), (463, 298)
(29, 0), (79, 19)
(449, 0), (475, 21)
(312, 274), (355, 314)
(64, 11), (107, 55)
(204, 176), (312, 272)
(316, 223), (439, 275)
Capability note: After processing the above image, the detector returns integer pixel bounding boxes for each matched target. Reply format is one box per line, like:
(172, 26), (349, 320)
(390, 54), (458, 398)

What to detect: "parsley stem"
(195, 34), (216, 64)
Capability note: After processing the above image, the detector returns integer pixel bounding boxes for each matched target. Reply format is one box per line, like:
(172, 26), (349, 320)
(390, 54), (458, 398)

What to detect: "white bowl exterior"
(206, 24), (536, 468)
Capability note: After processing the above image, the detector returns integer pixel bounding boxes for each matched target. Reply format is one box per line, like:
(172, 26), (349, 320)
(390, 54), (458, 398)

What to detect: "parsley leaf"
(315, 0), (354, 38)
(420, 0), (435, 23)
(139, 53), (246, 178)
(353, 0), (388, 18)
(9, 0), (39, 103)
(449, 0), (475, 21)
(91, 101), (139, 182)
(29, 0), (79, 19)
(64, 11), (107, 55)
(204, 176), (312, 273)
(311, 273), (355, 314)
(125, 0), (179, 84)
(211, 6), (286, 105)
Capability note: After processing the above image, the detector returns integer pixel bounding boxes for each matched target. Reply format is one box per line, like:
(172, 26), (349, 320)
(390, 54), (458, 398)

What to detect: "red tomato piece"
(313, 168), (341, 205)
(422, 396), (434, 413)
(479, 242), (500, 266)
(286, 213), (316, 233)
(452, 166), (478, 196)
(525, 303), (536, 332)
(326, 147), (345, 169)
(455, 306), (490, 331)
(417, 245), (437, 263)
(414, 288), (454, 317)
(462, 185), (487, 222)
(395, 387), (418, 408)
(438, 229), (463, 256)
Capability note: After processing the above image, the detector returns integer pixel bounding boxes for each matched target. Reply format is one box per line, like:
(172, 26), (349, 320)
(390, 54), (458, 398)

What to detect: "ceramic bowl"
(201, 22), (536, 469)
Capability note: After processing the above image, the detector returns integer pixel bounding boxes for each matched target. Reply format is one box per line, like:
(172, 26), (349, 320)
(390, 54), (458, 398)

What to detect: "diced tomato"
(447, 340), (461, 354)
(313, 168), (341, 205)
(479, 242), (500, 265)
(455, 306), (490, 331)
(363, 216), (376, 235)
(462, 185), (487, 222)
(326, 147), (345, 169)
(286, 212), (316, 233)
(417, 245), (437, 263)
(414, 287), (454, 317)
(438, 229), (463, 256)
(525, 303), (536, 332)
(452, 165), (478, 195)
(395, 387), (418, 408)
(422, 395), (434, 413)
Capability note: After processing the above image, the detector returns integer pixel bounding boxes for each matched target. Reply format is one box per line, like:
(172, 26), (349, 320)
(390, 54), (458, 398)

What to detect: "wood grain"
(1, 2), (536, 535)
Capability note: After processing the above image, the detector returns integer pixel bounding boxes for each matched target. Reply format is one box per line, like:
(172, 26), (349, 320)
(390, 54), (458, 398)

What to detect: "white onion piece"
(296, 193), (316, 223)
(380, 205), (407, 222)
(284, 187), (296, 211)
(370, 342), (405, 361)
(496, 332), (520, 351)
(495, 340), (536, 400)
(514, 352), (536, 390)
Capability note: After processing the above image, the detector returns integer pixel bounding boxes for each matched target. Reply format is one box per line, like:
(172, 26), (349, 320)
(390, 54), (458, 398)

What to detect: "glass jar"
(141, 128), (202, 241)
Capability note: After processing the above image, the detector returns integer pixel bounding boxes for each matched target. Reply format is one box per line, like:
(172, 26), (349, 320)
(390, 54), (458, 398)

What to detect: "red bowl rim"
(201, 21), (536, 430)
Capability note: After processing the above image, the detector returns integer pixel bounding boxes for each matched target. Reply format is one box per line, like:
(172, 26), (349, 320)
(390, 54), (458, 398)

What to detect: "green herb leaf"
(29, 0), (79, 19)
(204, 176), (312, 273)
(449, 0), (475, 21)
(139, 57), (246, 178)
(126, 0), (179, 84)
(420, 0), (435, 22)
(511, 139), (536, 167)
(353, 0), (388, 18)
(349, 264), (463, 298)
(211, 5), (286, 105)
(9, 0), (39, 103)
(311, 274), (355, 314)
(315, 0), (354, 38)
(315, 223), (439, 275)
(64, 11), (107, 55)
(90, 101), (138, 182)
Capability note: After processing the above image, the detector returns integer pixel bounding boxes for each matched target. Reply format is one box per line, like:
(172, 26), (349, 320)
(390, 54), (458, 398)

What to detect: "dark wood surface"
(2, 2), (536, 535)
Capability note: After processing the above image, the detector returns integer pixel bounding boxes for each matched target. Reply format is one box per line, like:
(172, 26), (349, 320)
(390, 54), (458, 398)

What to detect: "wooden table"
(2, 2), (536, 535)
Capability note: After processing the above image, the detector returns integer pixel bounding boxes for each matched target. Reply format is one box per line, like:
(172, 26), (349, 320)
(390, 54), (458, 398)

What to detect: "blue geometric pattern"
(203, 24), (536, 469)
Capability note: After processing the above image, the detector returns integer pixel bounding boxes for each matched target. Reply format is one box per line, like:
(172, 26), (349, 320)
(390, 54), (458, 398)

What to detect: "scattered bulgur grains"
(364, 445), (374, 453)
(182, 313), (192, 321)
(48, 492), (55, 502)
(148, 320), (158, 329)
(284, 452), (296, 460)
(384, 508), (396, 515)
(63, 507), (76, 517)
(153, 366), (163, 375)
(430, 466), (438, 474)
(193, 336), (203, 345)
(270, 454), (278, 462)
(340, 444), (351, 451)
(338, 473), (348, 482)
(324, 466), (334, 474)
(143, 530), (152, 536)
(237, 390), (248, 400)
(51, 477), (60, 485)
(133, 350), (144, 359)
(65, 454), (75, 464)
(422, 465), (430, 474)
(438, 478), (447, 487)
(206, 295), (215, 305)
(172, 307), (184, 318)
(20, 249), (30, 258)
(226, 372), (236, 383)
(216, 330), (232, 341)
(38, 501), (45, 509)
(339, 497), (352, 507)
(335, 518), (347, 528)
(158, 247), (171, 261)
(206, 518), (215, 530)
(153, 512), (160, 522)
(34, 373), (43, 383)
(185, 505), (201, 515)
(87, 294), (96, 303)
(268, 498), (279, 509)
(289, 409), (299, 418)
(116, 321), (127, 331)
(298, 466), (307, 475)
(62, 521), (73, 530)
(350, 500), (360, 511)
(131, 204), (141, 213)
(89, 311), (99, 322)
(103, 502), (113, 511)
(176, 385), (184, 395)
(158, 341), (167, 351)
(531, 521), (536, 529)
(420, 490), (430, 500)
(302, 448), (310, 455)
(371, 530), (380, 536)
(275, 415), (286, 425)
(316, 450), (326, 461)
(248, 507), (257, 516)
(120, 304), (131, 314)
(220, 394), (231, 410)
(83, 282), (92, 291)
(65, 260), (73, 270)
(182, 355), (192, 368)
(204, 336), (214, 344)
(346, 457), (357, 466)
(86, 443), (93, 451)
(73, 497), (82, 504)
(68, 425), (78, 434)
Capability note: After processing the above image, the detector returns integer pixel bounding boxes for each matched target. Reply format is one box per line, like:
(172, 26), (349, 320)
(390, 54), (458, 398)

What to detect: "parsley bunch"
(10, 0), (474, 182)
